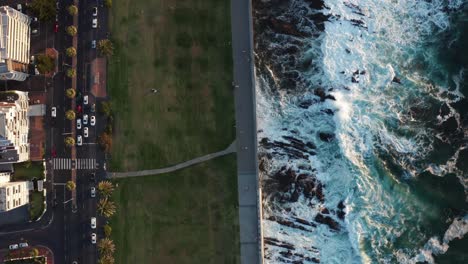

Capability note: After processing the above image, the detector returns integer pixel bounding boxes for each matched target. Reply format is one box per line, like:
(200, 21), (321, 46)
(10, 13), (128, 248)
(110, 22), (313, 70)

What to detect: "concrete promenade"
(231, 0), (264, 263)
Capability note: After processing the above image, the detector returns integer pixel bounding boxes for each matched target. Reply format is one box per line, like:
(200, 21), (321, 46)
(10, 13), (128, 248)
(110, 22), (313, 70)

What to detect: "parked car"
(77, 119), (82, 130)
(92, 18), (98, 28)
(91, 187), (96, 198)
(51, 147), (57, 158)
(92, 7), (98, 16)
(30, 55), (35, 63)
(83, 114), (88, 125)
(84, 127), (89, 138)
(51, 107), (57, 117)
(54, 23), (59, 33)
(19, 242), (28, 248)
(90, 173), (96, 182)
(32, 29), (38, 34)
(9, 244), (18, 250)
(84, 95), (89, 105)
(91, 40), (96, 49)
(91, 217), (96, 229)
(90, 116), (96, 126)
(91, 233), (97, 244)
(91, 104), (96, 113)
(77, 135), (83, 146)
(17, 4), (22, 12)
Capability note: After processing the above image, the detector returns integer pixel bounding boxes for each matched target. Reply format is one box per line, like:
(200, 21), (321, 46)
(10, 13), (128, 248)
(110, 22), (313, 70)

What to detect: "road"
(231, 0), (263, 264)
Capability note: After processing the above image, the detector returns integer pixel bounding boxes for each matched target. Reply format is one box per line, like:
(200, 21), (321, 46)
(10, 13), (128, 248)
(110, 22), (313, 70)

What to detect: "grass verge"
(13, 161), (45, 181)
(29, 191), (45, 221)
(110, 155), (239, 264)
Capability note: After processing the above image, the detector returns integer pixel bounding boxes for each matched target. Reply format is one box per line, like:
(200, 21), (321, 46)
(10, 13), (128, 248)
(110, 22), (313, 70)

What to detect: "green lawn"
(29, 191), (45, 221)
(107, 0), (235, 171)
(12, 162), (45, 181)
(110, 155), (239, 264)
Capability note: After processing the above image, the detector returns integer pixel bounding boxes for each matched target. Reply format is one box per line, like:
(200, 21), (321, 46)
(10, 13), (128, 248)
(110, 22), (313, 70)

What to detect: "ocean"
(253, 0), (468, 263)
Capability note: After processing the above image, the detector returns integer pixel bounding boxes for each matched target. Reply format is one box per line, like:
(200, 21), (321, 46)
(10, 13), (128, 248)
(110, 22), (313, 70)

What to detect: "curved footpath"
(107, 141), (236, 178)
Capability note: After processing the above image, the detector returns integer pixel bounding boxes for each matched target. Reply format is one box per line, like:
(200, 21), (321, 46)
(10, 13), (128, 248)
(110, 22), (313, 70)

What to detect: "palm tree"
(98, 181), (114, 198)
(66, 47), (77, 57)
(98, 254), (115, 264)
(64, 137), (75, 147)
(66, 181), (76, 191)
(66, 88), (76, 99)
(66, 26), (77, 36)
(65, 110), (76, 120)
(97, 198), (117, 218)
(98, 238), (116, 255)
(66, 68), (76, 78)
(98, 39), (114, 57)
(104, 0), (112, 8)
(68, 5), (78, 16)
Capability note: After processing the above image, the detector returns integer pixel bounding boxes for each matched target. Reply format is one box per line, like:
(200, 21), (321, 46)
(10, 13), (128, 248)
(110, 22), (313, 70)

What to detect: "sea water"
(254, 0), (468, 263)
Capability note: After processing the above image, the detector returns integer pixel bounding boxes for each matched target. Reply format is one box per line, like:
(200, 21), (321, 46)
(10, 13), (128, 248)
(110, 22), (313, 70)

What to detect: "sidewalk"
(70, 0), (79, 209)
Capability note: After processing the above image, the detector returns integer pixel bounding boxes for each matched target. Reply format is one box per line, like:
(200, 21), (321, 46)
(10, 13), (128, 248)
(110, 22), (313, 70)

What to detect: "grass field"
(110, 155), (239, 264)
(12, 162), (45, 181)
(108, 0), (235, 171)
(29, 191), (45, 221)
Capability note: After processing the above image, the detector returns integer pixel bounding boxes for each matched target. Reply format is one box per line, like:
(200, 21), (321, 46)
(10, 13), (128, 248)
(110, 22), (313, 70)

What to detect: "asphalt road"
(231, 0), (263, 264)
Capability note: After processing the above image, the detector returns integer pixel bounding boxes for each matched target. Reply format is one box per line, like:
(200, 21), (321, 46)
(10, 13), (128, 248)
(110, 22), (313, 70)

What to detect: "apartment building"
(0, 91), (29, 163)
(0, 181), (29, 212)
(0, 6), (31, 81)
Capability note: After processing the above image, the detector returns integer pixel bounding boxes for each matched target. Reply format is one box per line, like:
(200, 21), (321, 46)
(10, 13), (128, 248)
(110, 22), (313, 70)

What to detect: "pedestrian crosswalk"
(53, 158), (96, 170)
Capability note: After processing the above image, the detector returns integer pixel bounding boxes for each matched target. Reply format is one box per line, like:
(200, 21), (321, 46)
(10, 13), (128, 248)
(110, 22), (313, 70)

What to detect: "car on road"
(91, 104), (96, 113)
(91, 187), (96, 198)
(91, 233), (97, 244)
(83, 114), (88, 125)
(90, 173), (96, 182)
(77, 119), (82, 130)
(17, 4), (22, 12)
(91, 217), (96, 228)
(51, 107), (57, 117)
(103, 162), (107, 170)
(9, 244), (18, 250)
(19, 242), (28, 248)
(84, 127), (89, 138)
(54, 23), (58, 33)
(91, 40), (96, 49)
(92, 18), (98, 28)
(51, 147), (57, 158)
(77, 135), (83, 146)
(90, 116), (96, 126)
(84, 95), (89, 105)
(77, 105), (82, 113)
(92, 7), (98, 16)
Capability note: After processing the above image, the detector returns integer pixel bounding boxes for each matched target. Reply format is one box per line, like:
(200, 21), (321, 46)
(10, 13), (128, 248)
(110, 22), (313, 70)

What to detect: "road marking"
(53, 158), (96, 170)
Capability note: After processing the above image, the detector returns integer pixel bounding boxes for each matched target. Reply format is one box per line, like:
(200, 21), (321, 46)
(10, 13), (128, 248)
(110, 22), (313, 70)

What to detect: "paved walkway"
(107, 141), (236, 178)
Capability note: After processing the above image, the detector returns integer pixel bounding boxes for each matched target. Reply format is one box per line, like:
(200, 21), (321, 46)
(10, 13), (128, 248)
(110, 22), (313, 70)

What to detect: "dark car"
(90, 173), (96, 182)
(51, 147), (57, 158)
(54, 23), (59, 33)
(77, 105), (82, 113)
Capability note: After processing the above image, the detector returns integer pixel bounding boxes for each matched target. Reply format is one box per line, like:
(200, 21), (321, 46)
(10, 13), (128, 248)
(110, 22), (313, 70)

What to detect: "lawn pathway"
(107, 140), (237, 178)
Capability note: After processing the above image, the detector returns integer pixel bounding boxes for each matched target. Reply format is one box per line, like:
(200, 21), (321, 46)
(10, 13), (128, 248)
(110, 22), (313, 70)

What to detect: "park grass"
(107, 0), (235, 171)
(29, 191), (45, 221)
(110, 155), (240, 264)
(12, 162), (45, 181)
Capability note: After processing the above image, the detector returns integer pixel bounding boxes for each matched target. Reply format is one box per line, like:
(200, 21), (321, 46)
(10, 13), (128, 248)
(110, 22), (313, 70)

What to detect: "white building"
(0, 6), (31, 81)
(0, 91), (29, 163)
(0, 181), (29, 212)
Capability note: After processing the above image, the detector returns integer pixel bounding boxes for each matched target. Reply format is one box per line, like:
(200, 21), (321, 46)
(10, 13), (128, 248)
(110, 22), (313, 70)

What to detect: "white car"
(77, 119), (82, 130)
(51, 107), (57, 117)
(92, 18), (98, 28)
(77, 135), (83, 146)
(83, 114), (88, 125)
(90, 116), (96, 126)
(91, 233), (97, 244)
(91, 40), (96, 49)
(91, 187), (96, 198)
(92, 7), (98, 16)
(84, 95), (89, 105)
(91, 217), (96, 229)
(19, 242), (28, 248)
(9, 244), (18, 250)
(84, 127), (89, 138)
(17, 4), (22, 12)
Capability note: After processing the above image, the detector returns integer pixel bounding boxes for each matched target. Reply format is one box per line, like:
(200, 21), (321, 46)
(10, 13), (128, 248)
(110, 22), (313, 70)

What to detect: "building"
(0, 180), (29, 212)
(0, 91), (29, 163)
(0, 6), (31, 81)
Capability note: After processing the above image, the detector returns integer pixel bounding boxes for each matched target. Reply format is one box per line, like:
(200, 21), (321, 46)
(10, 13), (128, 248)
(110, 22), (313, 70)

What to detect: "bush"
(65, 110), (76, 120)
(66, 47), (77, 57)
(99, 101), (112, 117)
(64, 137), (75, 146)
(68, 5), (78, 15)
(98, 39), (114, 57)
(66, 68), (76, 78)
(66, 26), (77, 36)
(30, 0), (56, 21)
(66, 88), (76, 99)
(103, 224), (112, 237)
(36, 54), (55, 74)
(98, 132), (112, 153)
(66, 181), (76, 191)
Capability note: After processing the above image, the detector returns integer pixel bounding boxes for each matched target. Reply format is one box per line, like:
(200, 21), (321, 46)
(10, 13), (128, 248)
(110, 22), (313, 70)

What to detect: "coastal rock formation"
(319, 132), (335, 142)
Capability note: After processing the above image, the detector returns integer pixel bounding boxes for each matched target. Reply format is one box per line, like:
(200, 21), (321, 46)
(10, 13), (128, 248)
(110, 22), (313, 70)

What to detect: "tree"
(64, 137), (75, 147)
(98, 238), (116, 255)
(98, 254), (115, 264)
(99, 101), (112, 117)
(68, 5), (78, 16)
(66, 68), (76, 78)
(98, 39), (114, 57)
(65, 110), (76, 120)
(30, 0), (56, 21)
(66, 47), (77, 57)
(103, 224), (112, 237)
(66, 26), (77, 36)
(98, 132), (112, 153)
(66, 88), (76, 99)
(98, 181), (115, 198)
(30, 248), (39, 257)
(36, 54), (55, 74)
(104, 0), (112, 8)
(66, 181), (76, 191)
(97, 198), (116, 218)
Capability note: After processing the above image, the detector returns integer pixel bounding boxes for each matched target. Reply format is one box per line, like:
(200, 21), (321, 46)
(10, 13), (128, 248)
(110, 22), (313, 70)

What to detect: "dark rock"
(337, 200), (346, 220)
(299, 100), (314, 109)
(268, 18), (307, 37)
(314, 214), (340, 231)
(392, 76), (402, 84)
(321, 109), (334, 115)
(351, 76), (359, 83)
(264, 237), (295, 250)
(350, 19), (367, 29)
(340, 71), (345, 74)
(267, 216), (312, 232)
(293, 217), (317, 228)
(314, 88), (335, 102)
(360, 70), (366, 75)
(353, 70), (359, 75)
(319, 132), (335, 142)
(345, 48), (351, 53)
(321, 208), (330, 214)
(325, 94), (336, 101)
(305, 141), (316, 149)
